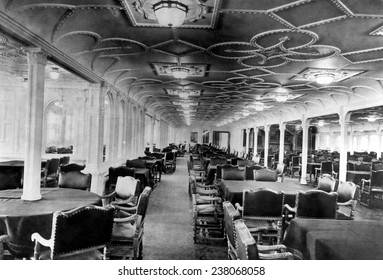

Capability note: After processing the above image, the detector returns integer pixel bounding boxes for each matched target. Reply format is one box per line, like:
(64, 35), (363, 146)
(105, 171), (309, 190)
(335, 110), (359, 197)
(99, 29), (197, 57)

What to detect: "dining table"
(283, 218), (383, 259)
(0, 188), (101, 259)
(218, 180), (311, 207)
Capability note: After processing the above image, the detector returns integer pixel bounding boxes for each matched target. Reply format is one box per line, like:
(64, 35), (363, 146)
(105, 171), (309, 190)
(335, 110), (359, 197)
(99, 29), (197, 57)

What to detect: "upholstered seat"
(316, 174), (337, 193)
(253, 169), (278, 182)
(101, 175), (140, 207)
(31, 205), (114, 260)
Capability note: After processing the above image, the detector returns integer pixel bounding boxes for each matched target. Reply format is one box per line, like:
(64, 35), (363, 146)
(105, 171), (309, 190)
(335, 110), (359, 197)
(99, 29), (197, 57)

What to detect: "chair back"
(223, 202), (241, 259)
(355, 163), (370, 172)
(244, 165), (264, 180)
(291, 156), (301, 166)
(336, 181), (359, 203)
(136, 187), (152, 226)
(320, 161), (333, 175)
(210, 156), (226, 166)
(370, 170), (383, 187)
(46, 158), (60, 176)
(126, 159), (146, 168)
(371, 161), (383, 171)
(237, 159), (255, 167)
(0, 167), (21, 190)
(234, 219), (259, 260)
(317, 174), (336, 193)
(222, 168), (245, 180)
(295, 190), (338, 219)
(347, 162), (355, 171)
(109, 166), (136, 187)
(58, 171), (92, 191)
(115, 176), (140, 199)
(164, 152), (176, 161)
(47, 205), (114, 259)
(216, 164), (237, 180)
(60, 156), (70, 165)
(60, 163), (85, 172)
(253, 169), (277, 182)
(242, 189), (284, 219)
(138, 156), (156, 161)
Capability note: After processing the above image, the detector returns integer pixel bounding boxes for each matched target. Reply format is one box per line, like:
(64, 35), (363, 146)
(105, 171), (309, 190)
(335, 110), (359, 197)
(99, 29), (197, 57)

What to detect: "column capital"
(26, 48), (48, 65)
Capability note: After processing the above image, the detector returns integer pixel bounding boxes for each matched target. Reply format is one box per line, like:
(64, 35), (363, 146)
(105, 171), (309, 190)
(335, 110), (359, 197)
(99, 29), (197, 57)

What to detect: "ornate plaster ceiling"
(1, 0), (383, 127)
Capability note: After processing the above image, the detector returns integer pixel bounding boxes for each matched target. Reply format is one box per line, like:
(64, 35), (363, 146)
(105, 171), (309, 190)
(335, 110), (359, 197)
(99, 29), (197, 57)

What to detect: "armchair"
(237, 159), (255, 167)
(223, 202), (241, 259)
(234, 219), (295, 260)
(335, 181), (359, 220)
(235, 189), (284, 245)
(288, 156), (301, 178)
(59, 163), (85, 172)
(222, 168), (245, 181)
(41, 158), (60, 188)
(216, 164), (238, 180)
(164, 152), (176, 174)
(210, 156), (227, 166)
(106, 187), (152, 259)
(316, 174), (337, 193)
(253, 168), (278, 182)
(58, 169), (92, 191)
(282, 190), (338, 237)
(244, 165), (264, 180)
(0, 235), (10, 260)
(31, 205), (114, 260)
(360, 170), (383, 208)
(101, 175), (140, 207)
(314, 161), (335, 184)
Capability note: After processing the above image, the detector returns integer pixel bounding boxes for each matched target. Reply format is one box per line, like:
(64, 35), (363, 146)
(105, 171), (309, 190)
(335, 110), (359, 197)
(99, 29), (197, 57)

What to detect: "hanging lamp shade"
(314, 73), (335, 85)
(153, 1), (188, 27)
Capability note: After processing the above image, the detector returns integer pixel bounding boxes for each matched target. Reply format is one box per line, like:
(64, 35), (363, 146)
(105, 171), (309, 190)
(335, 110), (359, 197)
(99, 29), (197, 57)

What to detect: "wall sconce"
(50, 67), (60, 80)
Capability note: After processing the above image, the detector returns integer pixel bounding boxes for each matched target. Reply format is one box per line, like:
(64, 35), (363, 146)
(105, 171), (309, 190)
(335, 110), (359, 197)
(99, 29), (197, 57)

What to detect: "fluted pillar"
(279, 123), (286, 166)
(22, 49), (48, 201)
(264, 125), (270, 167)
(253, 127), (259, 157)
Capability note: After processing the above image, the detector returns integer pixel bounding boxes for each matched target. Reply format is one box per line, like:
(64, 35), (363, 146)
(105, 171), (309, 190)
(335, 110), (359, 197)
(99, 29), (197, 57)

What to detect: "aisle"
(143, 155), (227, 260)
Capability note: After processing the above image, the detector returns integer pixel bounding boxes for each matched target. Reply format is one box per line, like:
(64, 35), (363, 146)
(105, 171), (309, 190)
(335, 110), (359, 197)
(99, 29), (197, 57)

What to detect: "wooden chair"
(244, 165), (264, 180)
(235, 189), (284, 245)
(276, 163), (286, 182)
(314, 161), (335, 182)
(234, 219), (295, 260)
(58, 169), (92, 191)
(0, 235), (10, 260)
(289, 156), (301, 178)
(253, 168), (278, 182)
(164, 152), (176, 174)
(106, 187), (152, 259)
(223, 201), (241, 259)
(31, 205), (114, 260)
(41, 158), (60, 188)
(336, 181), (360, 220)
(101, 175), (140, 207)
(361, 170), (383, 208)
(282, 190), (338, 237)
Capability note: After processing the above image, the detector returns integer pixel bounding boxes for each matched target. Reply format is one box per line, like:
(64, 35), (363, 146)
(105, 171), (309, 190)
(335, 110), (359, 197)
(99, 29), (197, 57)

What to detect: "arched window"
(45, 100), (75, 154)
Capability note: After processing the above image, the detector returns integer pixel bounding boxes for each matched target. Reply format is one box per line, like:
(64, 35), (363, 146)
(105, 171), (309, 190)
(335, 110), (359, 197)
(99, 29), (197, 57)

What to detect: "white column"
(245, 128), (254, 155)
(253, 127), (259, 156)
(339, 121), (349, 182)
(22, 49), (48, 201)
(86, 83), (106, 194)
(279, 122), (286, 166)
(300, 120), (309, 185)
(264, 125), (270, 167)
(149, 116), (155, 152)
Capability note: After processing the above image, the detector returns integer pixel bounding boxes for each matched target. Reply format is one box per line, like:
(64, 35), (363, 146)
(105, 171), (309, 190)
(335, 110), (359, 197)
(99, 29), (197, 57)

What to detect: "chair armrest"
(258, 244), (287, 253)
(235, 203), (243, 212)
(31, 233), (52, 248)
(100, 191), (116, 199)
(113, 213), (138, 223)
(337, 200), (354, 207)
(258, 252), (294, 260)
(113, 204), (138, 213)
